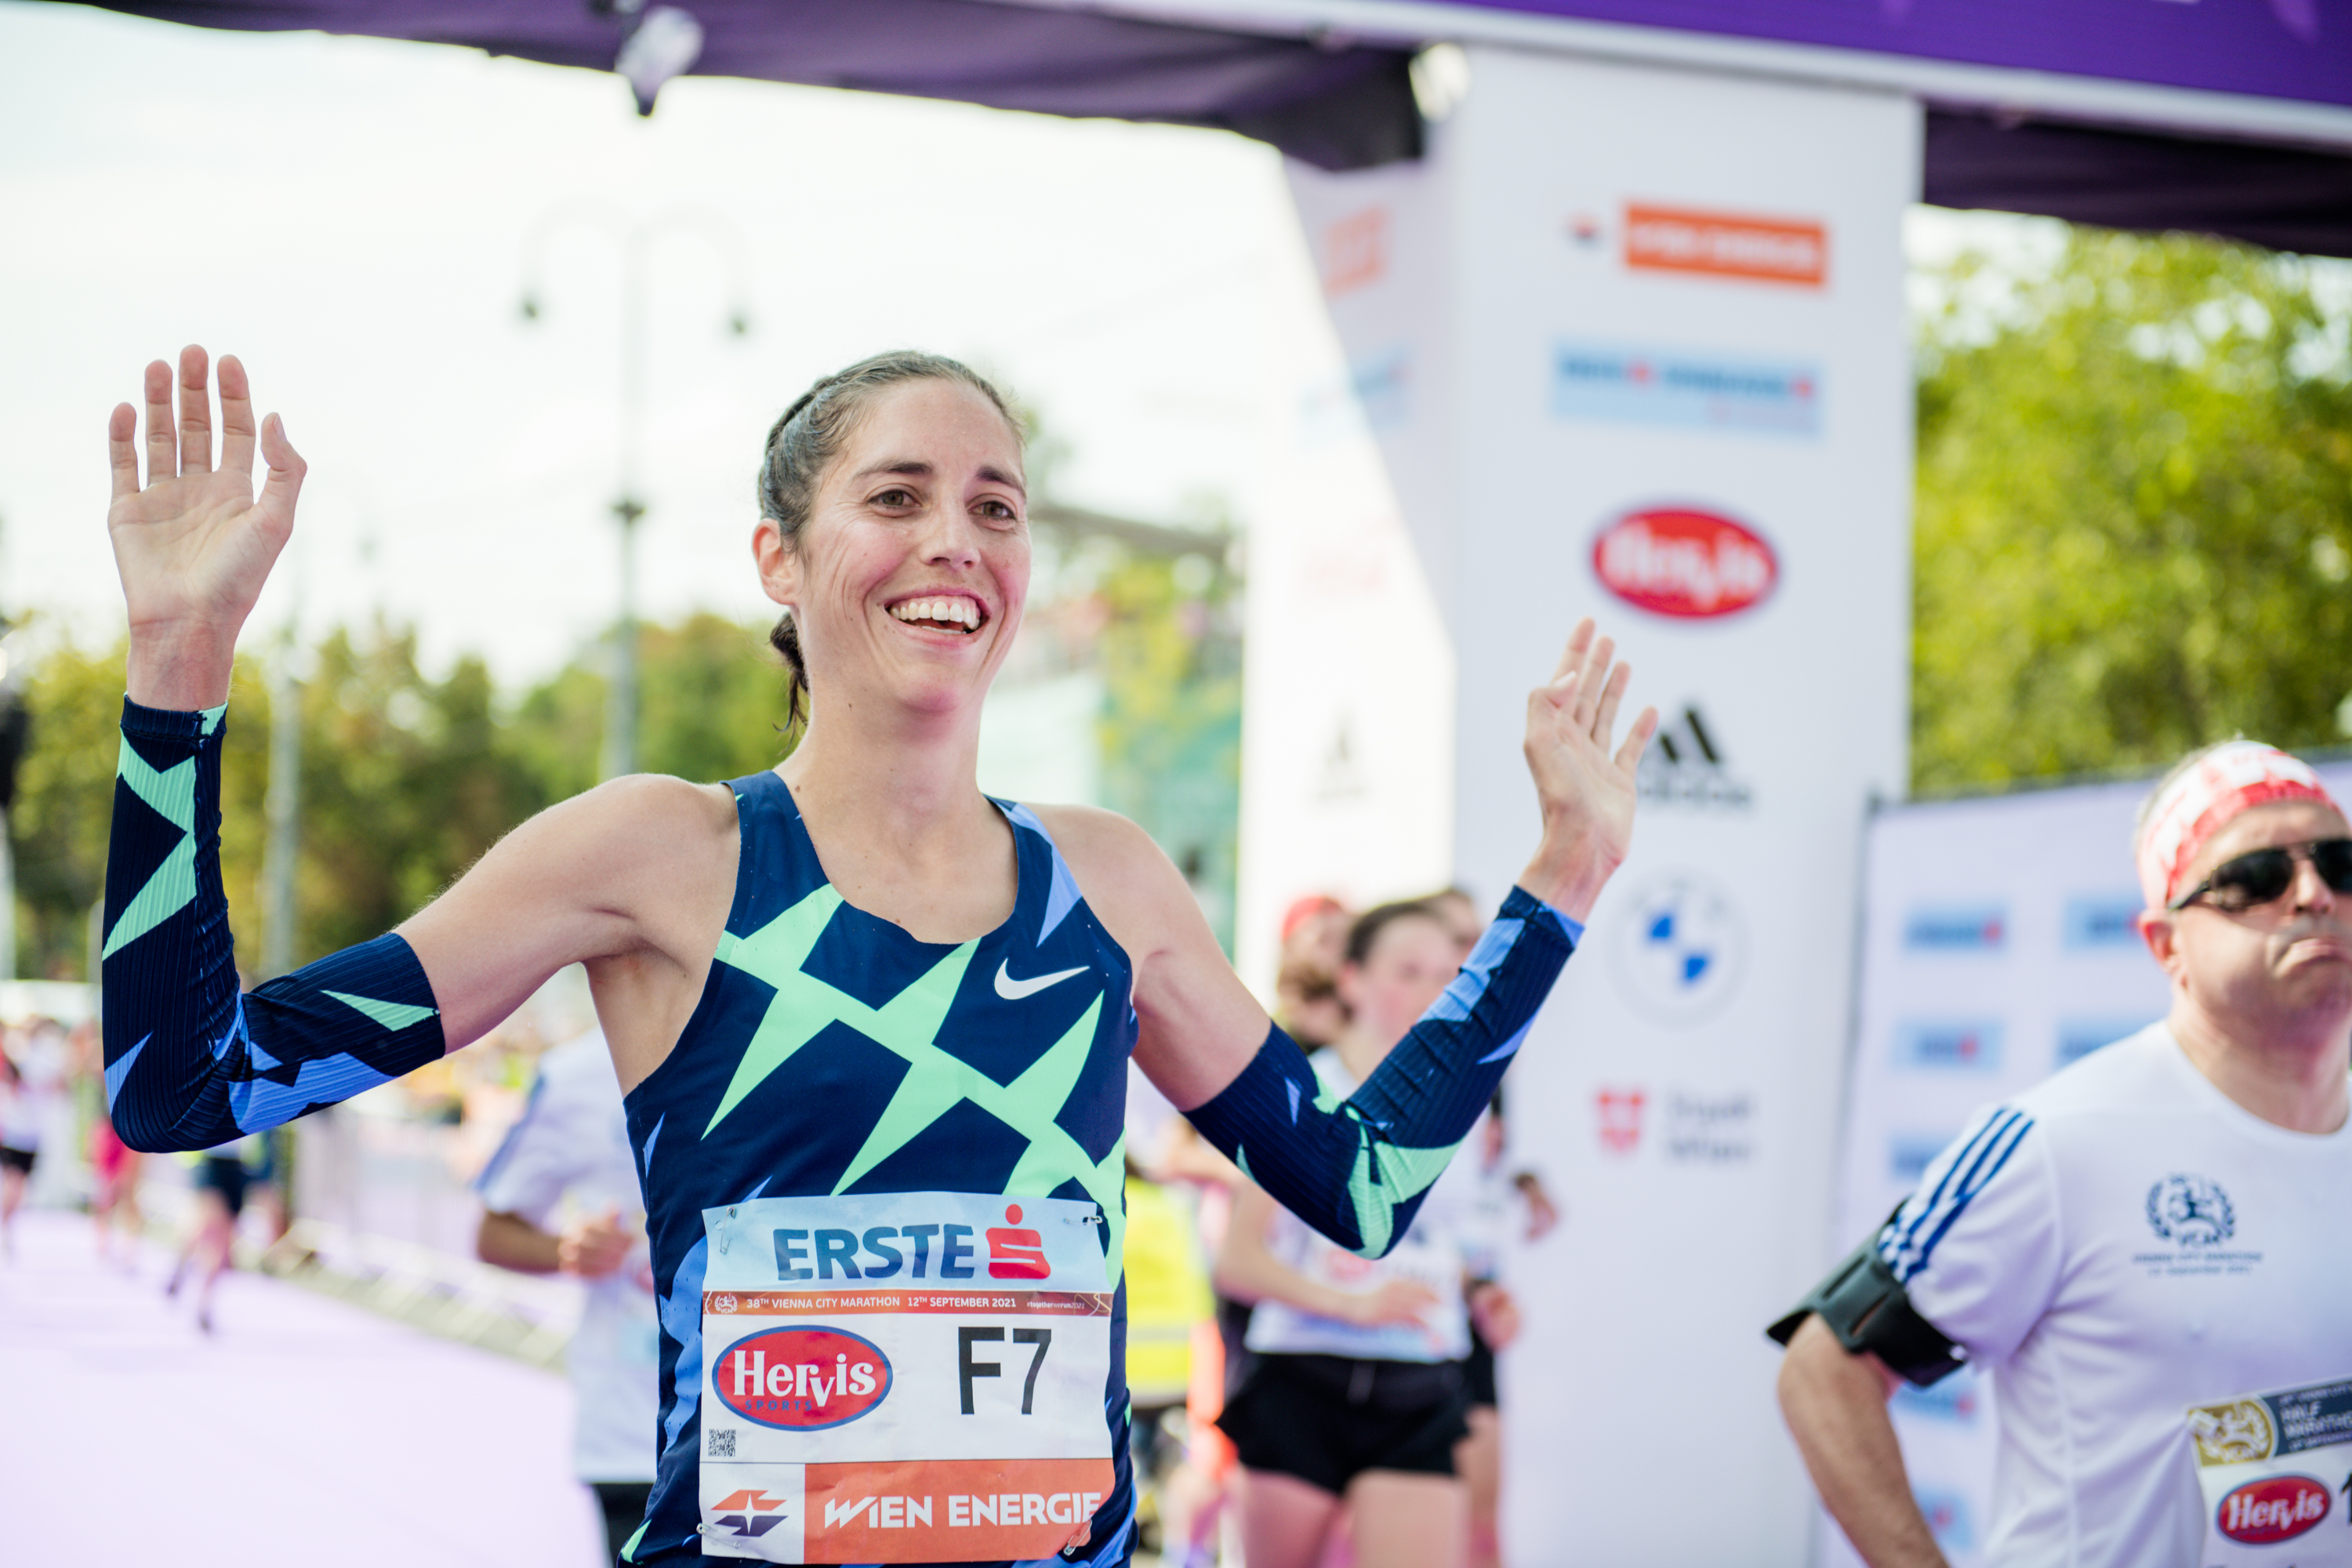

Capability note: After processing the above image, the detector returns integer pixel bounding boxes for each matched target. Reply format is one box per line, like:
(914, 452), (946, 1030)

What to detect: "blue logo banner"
(1893, 1020), (2005, 1073)
(1552, 339), (1820, 438)
(1902, 904), (2006, 952)
(2061, 894), (2144, 950)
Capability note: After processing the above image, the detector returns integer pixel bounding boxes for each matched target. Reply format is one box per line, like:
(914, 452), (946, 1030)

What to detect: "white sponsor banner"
(1260, 45), (1916, 1566)
(1236, 149), (1457, 997)
(1834, 761), (2352, 1566)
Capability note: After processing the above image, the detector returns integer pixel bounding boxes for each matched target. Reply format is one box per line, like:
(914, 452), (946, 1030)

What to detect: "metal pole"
(520, 204), (751, 782)
(261, 633), (302, 979)
(604, 228), (649, 782)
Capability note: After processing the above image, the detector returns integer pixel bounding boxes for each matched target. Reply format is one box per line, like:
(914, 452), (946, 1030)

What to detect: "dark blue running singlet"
(622, 771), (1138, 1565)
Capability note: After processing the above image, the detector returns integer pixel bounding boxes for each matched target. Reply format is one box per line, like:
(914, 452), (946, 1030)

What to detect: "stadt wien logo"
(2146, 1174), (2235, 1247)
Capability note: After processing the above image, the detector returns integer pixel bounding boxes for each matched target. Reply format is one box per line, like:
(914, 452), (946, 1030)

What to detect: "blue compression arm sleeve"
(102, 699), (446, 1153)
(1186, 886), (1580, 1258)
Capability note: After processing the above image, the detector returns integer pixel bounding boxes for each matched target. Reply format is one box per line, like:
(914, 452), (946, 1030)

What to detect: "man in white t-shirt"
(1772, 741), (2352, 1566)
(476, 1028), (659, 1565)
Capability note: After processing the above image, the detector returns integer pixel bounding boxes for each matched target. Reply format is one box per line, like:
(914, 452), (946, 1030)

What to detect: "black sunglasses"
(2169, 838), (2352, 913)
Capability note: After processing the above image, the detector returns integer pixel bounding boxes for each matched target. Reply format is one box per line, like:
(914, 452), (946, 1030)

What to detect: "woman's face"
(758, 379), (1029, 722)
(1338, 914), (1461, 1047)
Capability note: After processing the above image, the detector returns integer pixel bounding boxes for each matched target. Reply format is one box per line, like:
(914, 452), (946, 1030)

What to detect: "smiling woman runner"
(98, 347), (1655, 1568)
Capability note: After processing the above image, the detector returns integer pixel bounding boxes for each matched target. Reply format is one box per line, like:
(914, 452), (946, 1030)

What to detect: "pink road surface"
(0, 1209), (607, 1566)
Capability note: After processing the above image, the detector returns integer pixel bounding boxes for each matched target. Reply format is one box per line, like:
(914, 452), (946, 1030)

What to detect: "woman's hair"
(756, 350), (1022, 724)
(1343, 898), (1446, 968)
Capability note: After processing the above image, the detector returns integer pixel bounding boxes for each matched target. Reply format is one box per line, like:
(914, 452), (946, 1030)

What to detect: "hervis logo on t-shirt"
(717, 1325), (891, 1431)
(2216, 1475), (2330, 1544)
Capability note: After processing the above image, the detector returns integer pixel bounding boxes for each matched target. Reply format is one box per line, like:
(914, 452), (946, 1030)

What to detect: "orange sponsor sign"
(1623, 204), (1828, 287)
(804, 1456), (1116, 1563)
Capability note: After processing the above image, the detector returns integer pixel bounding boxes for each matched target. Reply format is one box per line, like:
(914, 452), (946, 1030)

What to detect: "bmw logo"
(1606, 872), (1748, 1025)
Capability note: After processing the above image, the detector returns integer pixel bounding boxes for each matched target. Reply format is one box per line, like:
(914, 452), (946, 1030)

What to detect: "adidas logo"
(1637, 705), (1752, 811)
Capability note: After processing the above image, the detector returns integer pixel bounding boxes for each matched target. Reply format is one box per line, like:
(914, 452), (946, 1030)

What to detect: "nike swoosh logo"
(995, 959), (1088, 1001)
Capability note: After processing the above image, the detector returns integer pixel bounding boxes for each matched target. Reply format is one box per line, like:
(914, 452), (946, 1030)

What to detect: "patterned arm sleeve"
(1185, 887), (1579, 1258)
(102, 698), (446, 1153)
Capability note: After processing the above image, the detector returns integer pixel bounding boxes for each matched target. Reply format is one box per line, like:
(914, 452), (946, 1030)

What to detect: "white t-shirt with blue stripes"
(1884, 1024), (2352, 1566)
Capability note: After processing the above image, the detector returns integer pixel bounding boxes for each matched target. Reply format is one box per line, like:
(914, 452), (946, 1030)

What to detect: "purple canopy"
(84, 0), (1422, 169)
(78, 0), (2352, 255)
(1480, 0), (2349, 114)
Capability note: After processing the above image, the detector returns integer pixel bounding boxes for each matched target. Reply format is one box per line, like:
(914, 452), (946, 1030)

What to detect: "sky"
(0, 0), (1291, 683)
(0, 2), (2082, 690)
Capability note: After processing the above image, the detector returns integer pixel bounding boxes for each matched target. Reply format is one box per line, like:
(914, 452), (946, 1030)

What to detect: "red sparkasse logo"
(987, 1203), (1050, 1280)
(1592, 506), (1777, 619)
(718, 1325), (891, 1431)
(1624, 203), (1827, 287)
(2217, 1475), (2330, 1544)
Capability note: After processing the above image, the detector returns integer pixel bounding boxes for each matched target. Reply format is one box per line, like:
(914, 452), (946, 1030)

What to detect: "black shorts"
(590, 1480), (652, 1566)
(1216, 1353), (1468, 1496)
(195, 1156), (249, 1218)
(0, 1145), (34, 1177)
(1462, 1324), (1498, 1410)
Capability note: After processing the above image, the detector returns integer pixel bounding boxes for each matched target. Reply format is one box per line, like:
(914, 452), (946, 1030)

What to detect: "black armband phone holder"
(1765, 1223), (1969, 1388)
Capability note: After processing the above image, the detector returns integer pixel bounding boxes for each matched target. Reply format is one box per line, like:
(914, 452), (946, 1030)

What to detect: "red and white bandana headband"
(2136, 742), (2340, 909)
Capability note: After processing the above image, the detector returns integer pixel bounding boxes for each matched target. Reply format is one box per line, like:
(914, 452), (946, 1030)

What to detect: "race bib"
(2187, 1377), (2352, 1566)
(696, 1192), (1116, 1563)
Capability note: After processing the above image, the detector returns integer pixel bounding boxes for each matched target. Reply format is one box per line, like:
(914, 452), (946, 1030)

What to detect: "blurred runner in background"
(166, 1133), (263, 1331)
(1427, 887), (1559, 1568)
(0, 1048), (40, 1261)
(70, 1018), (147, 1267)
(475, 1025), (659, 1567)
(1131, 1063), (1250, 1566)
(2, 1020), (71, 1261)
(1216, 900), (1521, 1568)
(1276, 896), (1352, 1051)
(85, 1107), (143, 1267)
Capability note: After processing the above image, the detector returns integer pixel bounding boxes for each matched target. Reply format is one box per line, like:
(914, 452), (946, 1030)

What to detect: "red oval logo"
(715, 1326), (891, 1431)
(1591, 506), (1777, 619)
(2217, 1475), (2331, 1544)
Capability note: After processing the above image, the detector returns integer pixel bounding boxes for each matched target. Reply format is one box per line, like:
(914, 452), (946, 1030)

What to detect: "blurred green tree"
(501, 612), (800, 797)
(9, 612), (800, 981)
(293, 623), (545, 963)
(1094, 543), (1243, 955)
(13, 637), (133, 980)
(1913, 227), (2352, 793)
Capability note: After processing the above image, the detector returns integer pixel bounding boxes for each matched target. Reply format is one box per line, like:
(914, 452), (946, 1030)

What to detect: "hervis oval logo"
(717, 1325), (891, 1432)
(2217, 1475), (2331, 1544)
(1591, 506), (1777, 619)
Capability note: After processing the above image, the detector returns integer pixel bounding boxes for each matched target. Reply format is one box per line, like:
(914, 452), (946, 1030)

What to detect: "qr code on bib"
(707, 1428), (736, 1458)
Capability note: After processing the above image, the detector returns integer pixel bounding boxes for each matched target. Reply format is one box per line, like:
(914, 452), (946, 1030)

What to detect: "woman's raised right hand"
(107, 346), (305, 709)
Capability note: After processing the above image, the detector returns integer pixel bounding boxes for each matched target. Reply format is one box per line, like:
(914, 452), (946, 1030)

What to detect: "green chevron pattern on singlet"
(1281, 1080), (1463, 1259)
(700, 881), (1130, 1283)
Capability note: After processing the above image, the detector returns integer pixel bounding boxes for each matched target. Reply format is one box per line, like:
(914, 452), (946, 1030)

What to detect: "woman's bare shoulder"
(537, 772), (739, 862)
(466, 772), (741, 924)
(1026, 802), (1171, 878)
(1025, 804), (1190, 941)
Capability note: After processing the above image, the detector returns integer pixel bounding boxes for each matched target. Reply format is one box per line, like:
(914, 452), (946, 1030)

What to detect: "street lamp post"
(521, 204), (750, 779)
